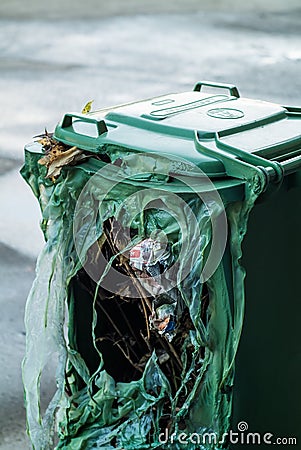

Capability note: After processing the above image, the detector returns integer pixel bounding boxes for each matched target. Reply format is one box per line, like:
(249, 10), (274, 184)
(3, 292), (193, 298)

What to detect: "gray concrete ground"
(1, 1), (301, 449)
(0, 244), (35, 449)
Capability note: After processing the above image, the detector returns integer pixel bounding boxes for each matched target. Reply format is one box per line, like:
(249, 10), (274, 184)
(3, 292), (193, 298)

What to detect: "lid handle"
(193, 81), (240, 98)
(279, 153), (301, 176)
(61, 113), (108, 136)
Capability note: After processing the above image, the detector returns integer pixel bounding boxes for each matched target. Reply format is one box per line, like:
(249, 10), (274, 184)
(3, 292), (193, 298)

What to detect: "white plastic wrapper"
(129, 238), (177, 341)
(129, 238), (166, 271)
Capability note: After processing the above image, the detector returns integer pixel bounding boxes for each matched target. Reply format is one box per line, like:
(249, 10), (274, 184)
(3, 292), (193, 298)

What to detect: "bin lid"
(54, 82), (301, 178)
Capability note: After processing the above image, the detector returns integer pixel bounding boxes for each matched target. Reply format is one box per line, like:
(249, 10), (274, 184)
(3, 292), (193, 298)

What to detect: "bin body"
(21, 81), (301, 450)
(232, 178), (301, 448)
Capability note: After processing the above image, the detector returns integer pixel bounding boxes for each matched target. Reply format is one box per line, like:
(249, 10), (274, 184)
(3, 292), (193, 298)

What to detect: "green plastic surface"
(21, 82), (301, 450)
(54, 84), (301, 181)
(21, 148), (260, 450)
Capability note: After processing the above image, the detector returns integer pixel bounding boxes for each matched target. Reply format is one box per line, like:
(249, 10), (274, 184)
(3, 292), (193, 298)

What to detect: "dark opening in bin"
(70, 217), (209, 391)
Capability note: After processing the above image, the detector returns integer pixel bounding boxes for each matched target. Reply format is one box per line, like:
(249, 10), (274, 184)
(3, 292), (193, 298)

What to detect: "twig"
(96, 300), (142, 361)
(160, 338), (183, 371)
(167, 341), (183, 370)
(115, 300), (142, 349)
(104, 219), (152, 339)
(121, 260), (152, 340)
(170, 360), (179, 392)
(140, 330), (153, 353)
(96, 300), (123, 337)
(114, 341), (143, 374)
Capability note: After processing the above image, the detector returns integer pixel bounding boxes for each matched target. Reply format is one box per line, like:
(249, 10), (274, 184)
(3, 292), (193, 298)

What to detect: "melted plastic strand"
(21, 150), (259, 450)
(22, 233), (67, 448)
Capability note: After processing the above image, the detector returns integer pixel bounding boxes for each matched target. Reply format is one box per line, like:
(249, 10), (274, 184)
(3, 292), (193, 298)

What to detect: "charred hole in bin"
(70, 217), (210, 393)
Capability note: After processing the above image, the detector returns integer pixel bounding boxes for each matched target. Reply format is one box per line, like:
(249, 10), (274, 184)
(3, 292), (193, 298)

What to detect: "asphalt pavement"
(1, 1), (301, 448)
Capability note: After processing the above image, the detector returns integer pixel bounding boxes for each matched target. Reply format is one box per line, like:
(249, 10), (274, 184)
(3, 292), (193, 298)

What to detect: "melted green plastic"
(21, 149), (259, 450)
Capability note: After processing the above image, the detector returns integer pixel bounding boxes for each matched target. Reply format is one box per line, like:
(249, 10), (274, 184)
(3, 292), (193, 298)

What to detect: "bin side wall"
(232, 178), (301, 446)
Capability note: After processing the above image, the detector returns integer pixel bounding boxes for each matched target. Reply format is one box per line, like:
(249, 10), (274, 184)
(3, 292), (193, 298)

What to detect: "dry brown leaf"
(45, 146), (84, 179)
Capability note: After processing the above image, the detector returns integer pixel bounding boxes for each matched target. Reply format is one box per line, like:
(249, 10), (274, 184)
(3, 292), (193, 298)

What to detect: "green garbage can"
(21, 81), (301, 450)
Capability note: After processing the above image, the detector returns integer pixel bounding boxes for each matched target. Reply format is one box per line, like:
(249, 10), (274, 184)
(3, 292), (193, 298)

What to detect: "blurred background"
(0, 1), (301, 448)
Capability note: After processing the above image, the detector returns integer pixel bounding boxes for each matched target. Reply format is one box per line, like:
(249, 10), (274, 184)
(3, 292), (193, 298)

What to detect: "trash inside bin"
(21, 81), (301, 449)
